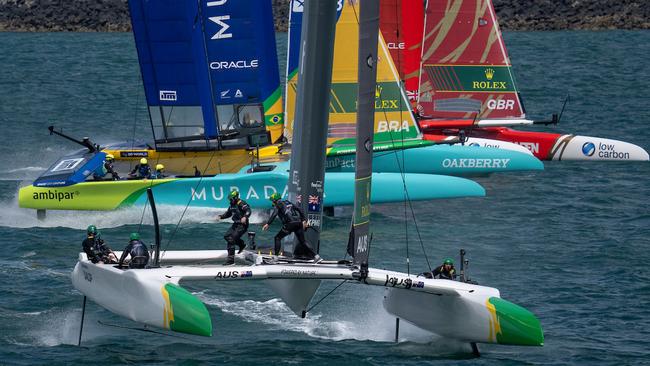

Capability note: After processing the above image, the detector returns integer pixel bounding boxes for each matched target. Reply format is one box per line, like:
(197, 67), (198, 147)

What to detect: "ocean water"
(0, 30), (649, 365)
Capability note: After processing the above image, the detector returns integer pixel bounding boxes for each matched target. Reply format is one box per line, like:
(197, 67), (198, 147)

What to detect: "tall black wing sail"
(287, 0), (338, 255)
(349, 0), (380, 273)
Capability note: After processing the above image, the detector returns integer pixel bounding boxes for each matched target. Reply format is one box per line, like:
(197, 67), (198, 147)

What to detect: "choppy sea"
(0, 30), (649, 365)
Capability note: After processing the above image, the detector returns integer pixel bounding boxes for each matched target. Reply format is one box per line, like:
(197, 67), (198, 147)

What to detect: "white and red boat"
(379, 0), (648, 161)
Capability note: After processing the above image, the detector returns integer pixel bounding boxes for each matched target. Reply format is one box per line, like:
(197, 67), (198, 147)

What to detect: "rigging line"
(351, 0), (429, 273)
(375, 74), (431, 274)
(137, 193), (150, 234)
(373, 63), (430, 274)
(160, 1), (231, 259)
(130, 88), (140, 151)
(159, 137), (222, 259)
(305, 280), (349, 314)
(403, 184), (432, 272)
(393, 0), (412, 276)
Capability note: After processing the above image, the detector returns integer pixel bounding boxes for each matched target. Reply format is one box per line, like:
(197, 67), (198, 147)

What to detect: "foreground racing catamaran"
(71, 1), (543, 352)
(380, 0), (648, 161)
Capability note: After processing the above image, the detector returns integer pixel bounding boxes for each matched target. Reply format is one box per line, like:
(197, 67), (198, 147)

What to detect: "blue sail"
(128, 0), (281, 148)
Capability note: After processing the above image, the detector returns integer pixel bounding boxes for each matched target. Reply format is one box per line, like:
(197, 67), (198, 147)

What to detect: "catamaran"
(71, 0), (543, 353)
(19, 0), (544, 215)
(284, 0), (544, 172)
(18, 0), (493, 215)
(381, 0), (648, 161)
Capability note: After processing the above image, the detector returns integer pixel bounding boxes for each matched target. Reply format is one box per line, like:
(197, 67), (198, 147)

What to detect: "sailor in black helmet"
(218, 190), (251, 265)
(118, 232), (150, 269)
(262, 193), (316, 260)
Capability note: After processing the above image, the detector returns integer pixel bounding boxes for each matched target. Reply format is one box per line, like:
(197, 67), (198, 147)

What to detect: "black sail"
(347, 0), (380, 274)
(287, 0), (338, 254)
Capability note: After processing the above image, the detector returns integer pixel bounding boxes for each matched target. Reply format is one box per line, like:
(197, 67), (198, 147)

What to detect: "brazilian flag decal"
(162, 283), (212, 337)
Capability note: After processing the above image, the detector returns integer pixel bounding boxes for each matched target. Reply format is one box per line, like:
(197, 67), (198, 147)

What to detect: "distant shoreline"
(1, 0), (648, 32)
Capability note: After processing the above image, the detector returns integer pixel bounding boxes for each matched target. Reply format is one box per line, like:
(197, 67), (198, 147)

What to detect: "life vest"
(128, 240), (149, 268)
(137, 164), (151, 178)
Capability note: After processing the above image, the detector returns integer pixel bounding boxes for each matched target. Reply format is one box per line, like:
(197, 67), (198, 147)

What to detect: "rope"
(351, 0), (432, 273)
(159, 137), (223, 260)
(305, 280), (348, 314)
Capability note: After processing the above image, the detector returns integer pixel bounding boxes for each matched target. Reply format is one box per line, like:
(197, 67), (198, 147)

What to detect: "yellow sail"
(285, 1), (421, 147)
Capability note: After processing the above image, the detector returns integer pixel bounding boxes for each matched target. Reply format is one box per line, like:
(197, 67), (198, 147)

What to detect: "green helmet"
(228, 190), (239, 200)
(87, 225), (97, 235)
(443, 258), (454, 265)
(269, 192), (281, 202)
(130, 232), (140, 241)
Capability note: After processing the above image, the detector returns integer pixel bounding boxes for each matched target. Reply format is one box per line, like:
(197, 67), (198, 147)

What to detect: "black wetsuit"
(266, 200), (315, 258)
(82, 237), (103, 263)
(82, 237), (114, 263)
(431, 265), (456, 280)
(220, 198), (252, 264)
(118, 240), (150, 269)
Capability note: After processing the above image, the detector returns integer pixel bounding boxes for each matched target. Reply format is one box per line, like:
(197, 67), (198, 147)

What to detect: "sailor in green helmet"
(217, 190), (252, 265)
(118, 232), (150, 269)
(82, 225), (117, 264)
(262, 193), (316, 260)
(431, 258), (457, 280)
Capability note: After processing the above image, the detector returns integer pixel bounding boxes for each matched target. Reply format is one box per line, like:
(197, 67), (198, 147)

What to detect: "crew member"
(93, 154), (119, 180)
(82, 225), (117, 264)
(218, 190), (251, 265)
(152, 164), (166, 179)
(129, 158), (151, 179)
(430, 258), (456, 280)
(262, 193), (316, 260)
(104, 154), (120, 180)
(118, 232), (150, 269)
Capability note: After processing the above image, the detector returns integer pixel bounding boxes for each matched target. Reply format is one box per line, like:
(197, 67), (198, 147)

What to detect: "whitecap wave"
(0, 194), (270, 229)
(198, 287), (434, 343)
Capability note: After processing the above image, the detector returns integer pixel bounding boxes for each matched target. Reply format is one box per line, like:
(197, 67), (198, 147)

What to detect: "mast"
(347, 0), (380, 276)
(287, 0), (338, 254)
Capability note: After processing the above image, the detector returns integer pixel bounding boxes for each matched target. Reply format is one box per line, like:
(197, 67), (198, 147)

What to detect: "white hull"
(456, 137), (534, 155)
(550, 135), (649, 161)
(71, 250), (543, 345)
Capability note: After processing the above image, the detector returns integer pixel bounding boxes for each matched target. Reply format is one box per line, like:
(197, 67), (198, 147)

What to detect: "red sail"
(418, 0), (525, 120)
(379, 0), (423, 103)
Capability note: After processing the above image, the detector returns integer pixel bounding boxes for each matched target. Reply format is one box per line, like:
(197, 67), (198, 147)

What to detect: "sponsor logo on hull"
(442, 158), (510, 169)
(582, 142), (596, 157)
(191, 185), (288, 202)
(583, 141), (631, 159)
(516, 142), (540, 154)
(32, 190), (79, 201)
